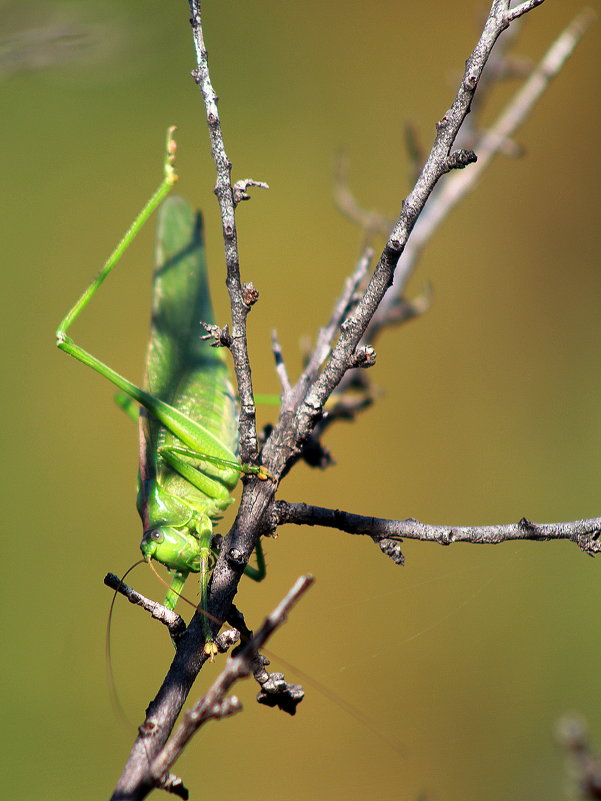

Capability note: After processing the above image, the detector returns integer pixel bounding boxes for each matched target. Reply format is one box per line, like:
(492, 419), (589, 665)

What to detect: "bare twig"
(333, 151), (393, 237)
(287, 2), (543, 450)
(188, 0), (259, 464)
(301, 246), (373, 387)
(273, 503), (601, 558)
(200, 321), (232, 348)
(147, 576), (313, 790)
(226, 603), (305, 713)
(105, 573), (240, 653)
(109, 4), (593, 798)
(104, 573), (187, 644)
(251, 653), (305, 715)
(232, 178), (269, 205)
(270, 329), (291, 396)
(506, 0), (545, 23)
(404, 120), (426, 186)
(155, 772), (188, 800)
(371, 8), (595, 338)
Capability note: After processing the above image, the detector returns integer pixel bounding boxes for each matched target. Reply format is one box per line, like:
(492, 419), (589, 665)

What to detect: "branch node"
(104, 573), (187, 643)
(506, 0), (546, 24)
(577, 531), (601, 557)
(436, 112), (451, 130)
(241, 282), (260, 308)
(377, 537), (405, 566)
(139, 720), (157, 736)
(156, 771), (189, 800)
(232, 178), (269, 205)
(201, 322), (232, 348)
(340, 317), (355, 334)
(350, 344), (376, 369)
(215, 628), (240, 653)
(445, 149), (477, 171)
(210, 696), (243, 720)
(256, 670), (305, 716)
(437, 529), (456, 546)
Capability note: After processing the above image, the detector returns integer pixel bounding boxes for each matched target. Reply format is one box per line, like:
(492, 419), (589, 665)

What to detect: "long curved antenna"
(105, 560), (146, 729)
(146, 559), (197, 611)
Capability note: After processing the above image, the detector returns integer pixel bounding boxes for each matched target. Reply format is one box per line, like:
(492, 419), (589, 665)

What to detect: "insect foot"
(204, 640), (219, 662)
(254, 465), (274, 481)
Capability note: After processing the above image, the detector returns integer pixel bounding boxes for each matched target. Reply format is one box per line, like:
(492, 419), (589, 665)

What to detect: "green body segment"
(138, 197), (240, 612)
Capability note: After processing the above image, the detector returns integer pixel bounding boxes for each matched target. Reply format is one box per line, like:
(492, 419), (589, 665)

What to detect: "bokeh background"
(2, 2), (599, 799)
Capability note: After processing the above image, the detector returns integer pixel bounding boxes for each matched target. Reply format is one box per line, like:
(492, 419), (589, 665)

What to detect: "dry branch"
(148, 576), (313, 796)
(109, 3), (596, 798)
(188, 0), (260, 463)
(273, 504), (601, 559)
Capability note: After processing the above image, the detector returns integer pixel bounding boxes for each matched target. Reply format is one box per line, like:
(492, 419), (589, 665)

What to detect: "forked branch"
(148, 576), (313, 797)
(110, 3), (596, 799)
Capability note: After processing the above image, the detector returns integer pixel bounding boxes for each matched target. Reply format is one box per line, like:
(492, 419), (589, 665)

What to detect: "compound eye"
(148, 529), (163, 543)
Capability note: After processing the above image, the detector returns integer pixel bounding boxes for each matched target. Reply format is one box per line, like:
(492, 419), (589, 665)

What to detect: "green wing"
(139, 196), (238, 490)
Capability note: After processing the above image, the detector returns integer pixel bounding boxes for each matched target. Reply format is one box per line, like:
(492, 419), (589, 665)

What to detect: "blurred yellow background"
(2, 2), (599, 799)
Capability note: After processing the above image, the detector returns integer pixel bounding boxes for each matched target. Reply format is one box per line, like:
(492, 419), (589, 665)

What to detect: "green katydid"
(56, 132), (410, 739)
(56, 128), (268, 658)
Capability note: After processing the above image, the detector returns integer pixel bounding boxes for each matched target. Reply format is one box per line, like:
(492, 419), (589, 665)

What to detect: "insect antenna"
(145, 560), (195, 612)
(105, 559), (146, 729)
(145, 559), (227, 627)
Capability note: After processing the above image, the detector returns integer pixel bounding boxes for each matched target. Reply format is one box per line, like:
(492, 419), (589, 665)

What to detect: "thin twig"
(148, 576), (313, 787)
(104, 573), (187, 643)
(188, 0), (259, 464)
(109, 5), (586, 798)
(333, 151), (393, 236)
(155, 772), (188, 800)
(232, 178), (269, 205)
(506, 0), (545, 23)
(288, 2), (541, 449)
(105, 573), (240, 653)
(274, 502), (601, 557)
(226, 602), (304, 713)
(271, 329), (291, 396)
(271, 248), (375, 474)
(302, 246), (373, 385)
(371, 8), (595, 337)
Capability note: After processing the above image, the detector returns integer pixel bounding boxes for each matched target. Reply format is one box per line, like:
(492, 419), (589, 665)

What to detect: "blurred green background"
(2, 2), (599, 799)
